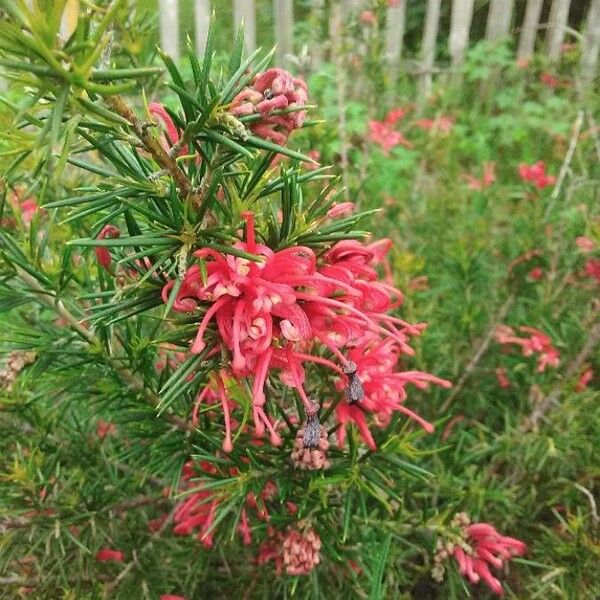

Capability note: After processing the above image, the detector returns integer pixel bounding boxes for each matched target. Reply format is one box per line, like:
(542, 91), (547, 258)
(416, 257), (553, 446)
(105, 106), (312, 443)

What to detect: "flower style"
(518, 161), (556, 190)
(95, 224), (120, 271)
(230, 68), (308, 145)
(149, 102), (188, 155)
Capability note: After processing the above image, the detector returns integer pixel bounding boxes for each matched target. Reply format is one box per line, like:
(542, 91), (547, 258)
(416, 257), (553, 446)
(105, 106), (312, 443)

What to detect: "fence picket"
(517, 0), (544, 61)
(274, 0), (294, 68)
(158, 0), (180, 60)
(233, 0), (256, 55)
(485, 0), (514, 41)
(581, 0), (600, 80)
(385, 0), (407, 66)
(420, 0), (441, 97)
(546, 0), (572, 61)
(449, 0), (474, 67)
(194, 0), (210, 55)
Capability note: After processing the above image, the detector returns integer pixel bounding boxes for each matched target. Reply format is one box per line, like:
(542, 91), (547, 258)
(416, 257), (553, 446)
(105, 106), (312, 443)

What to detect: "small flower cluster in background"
(495, 325), (560, 373)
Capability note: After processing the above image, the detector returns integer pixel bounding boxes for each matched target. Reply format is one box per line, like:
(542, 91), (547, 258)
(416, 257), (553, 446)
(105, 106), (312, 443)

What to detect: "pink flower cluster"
(368, 107), (412, 154)
(463, 162), (496, 190)
(518, 161), (556, 189)
(230, 68), (308, 145)
(163, 213), (450, 452)
(414, 115), (455, 134)
(453, 518), (527, 596)
(495, 325), (560, 372)
(584, 259), (600, 284)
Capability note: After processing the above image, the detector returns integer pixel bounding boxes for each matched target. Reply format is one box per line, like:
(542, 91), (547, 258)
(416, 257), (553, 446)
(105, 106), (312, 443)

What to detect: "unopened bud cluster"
(291, 414), (330, 470)
(282, 527), (321, 575)
(0, 351), (36, 391)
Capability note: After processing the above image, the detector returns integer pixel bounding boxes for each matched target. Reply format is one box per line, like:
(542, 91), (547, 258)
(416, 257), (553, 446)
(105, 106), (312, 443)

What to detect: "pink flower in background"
(496, 325), (560, 372)
(359, 10), (376, 25)
(463, 162), (496, 190)
(540, 72), (561, 89)
(495, 367), (511, 389)
(388, 0), (401, 6)
(518, 161), (556, 189)
(528, 267), (543, 281)
(584, 259), (600, 283)
(94, 224), (120, 271)
(385, 107), (409, 125)
(20, 199), (39, 224)
(230, 68), (308, 145)
(453, 521), (527, 596)
(575, 367), (593, 391)
(95, 548), (124, 563)
(368, 121), (411, 154)
(576, 236), (596, 252)
(160, 596), (187, 600)
(415, 115), (455, 133)
(149, 103), (188, 155)
(96, 419), (116, 440)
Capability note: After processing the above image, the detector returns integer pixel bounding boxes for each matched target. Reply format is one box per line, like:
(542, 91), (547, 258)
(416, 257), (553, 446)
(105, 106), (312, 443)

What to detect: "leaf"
(368, 533), (392, 600)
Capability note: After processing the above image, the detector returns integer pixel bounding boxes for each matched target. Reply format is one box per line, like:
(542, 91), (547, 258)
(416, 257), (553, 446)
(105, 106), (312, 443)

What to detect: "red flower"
(96, 419), (116, 440)
(576, 367), (593, 391)
(453, 521), (526, 596)
(528, 266), (543, 281)
(95, 224), (120, 271)
(326, 201), (355, 219)
(518, 161), (556, 189)
(359, 10), (376, 25)
(368, 120), (411, 154)
(495, 367), (511, 389)
(495, 325), (560, 372)
(160, 596), (187, 600)
(95, 548), (124, 563)
(584, 259), (600, 283)
(230, 69), (308, 145)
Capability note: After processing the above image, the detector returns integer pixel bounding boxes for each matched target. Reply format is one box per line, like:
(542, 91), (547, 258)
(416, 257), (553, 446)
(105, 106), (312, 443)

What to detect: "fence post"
(546, 0), (571, 61)
(517, 0), (544, 61)
(485, 0), (514, 41)
(419, 0), (441, 98)
(233, 0), (256, 55)
(274, 0), (294, 68)
(194, 0), (210, 55)
(581, 0), (600, 81)
(385, 0), (406, 82)
(310, 0), (325, 69)
(449, 0), (474, 67)
(158, 0), (180, 60)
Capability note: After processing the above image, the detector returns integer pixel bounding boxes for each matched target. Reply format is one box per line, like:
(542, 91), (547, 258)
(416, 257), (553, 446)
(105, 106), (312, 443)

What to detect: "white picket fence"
(159, 0), (600, 85)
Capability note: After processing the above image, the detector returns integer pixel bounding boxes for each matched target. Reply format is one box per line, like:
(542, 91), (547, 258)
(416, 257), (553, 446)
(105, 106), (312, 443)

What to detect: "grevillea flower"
(414, 115), (455, 133)
(96, 419), (116, 440)
(95, 548), (124, 563)
(149, 102), (188, 155)
(576, 366), (593, 391)
(528, 266), (543, 280)
(518, 161), (556, 189)
(495, 367), (511, 389)
(160, 595), (187, 600)
(95, 224), (120, 271)
(368, 119), (412, 154)
(584, 259), (600, 283)
(454, 519), (526, 596)
(359, 10), (376, 25)
(230, 68), (308, 145)
(163, 213), (449, 451)
(463, 162), (496, 190)
(326, 201), (355, 219)
(576, 236), (596, 252)
(335, 333), (451, 449)
(495, 325), (560, 372)
(433, 513), (526, 596)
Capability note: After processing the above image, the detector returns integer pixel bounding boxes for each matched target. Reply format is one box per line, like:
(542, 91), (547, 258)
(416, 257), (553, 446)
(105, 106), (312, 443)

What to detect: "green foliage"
(0, 5), (599, 600)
